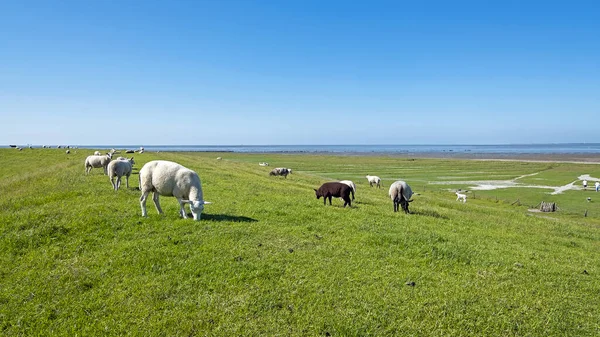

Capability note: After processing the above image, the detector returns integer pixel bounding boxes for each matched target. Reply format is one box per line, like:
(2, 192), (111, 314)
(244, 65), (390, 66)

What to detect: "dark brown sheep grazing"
(314, 182), (352, 207)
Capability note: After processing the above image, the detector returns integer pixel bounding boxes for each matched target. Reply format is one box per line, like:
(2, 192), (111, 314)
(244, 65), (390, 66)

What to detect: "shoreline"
(230, 151), (600, 163)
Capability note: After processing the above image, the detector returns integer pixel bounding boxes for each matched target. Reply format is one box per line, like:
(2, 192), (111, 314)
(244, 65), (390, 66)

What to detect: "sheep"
(116, 156), (135, 166)
(94, 151), (101, 156)
(339, 180), (356, 200)
(388, 180), (414, 213)
(456, 192), (467, 203)
(314, 182), (352, 207)
(259, 162), (269, 166)
(216, 157), (222, 160)
(269, 167), (292, 178)
(66, 150), (70, 154)
(366, 175), (382, 188)
(84, 154), (112, 175)
(139, 160), (211, 221)
(107, 159), (133, 191)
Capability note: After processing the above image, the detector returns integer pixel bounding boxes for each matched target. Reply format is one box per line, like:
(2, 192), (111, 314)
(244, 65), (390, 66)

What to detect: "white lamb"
(456, 192), (467, 203)
(139, 160), (211, 221)
(366, 175), (382, 188)
(107, 159), (133, 191)
(339, 180), (356, 200)
(84, 154), (112, 175)
(389, 180), (414, 213)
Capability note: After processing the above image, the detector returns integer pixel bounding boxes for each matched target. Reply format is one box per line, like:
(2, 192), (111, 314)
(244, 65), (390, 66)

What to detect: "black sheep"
(314, 182), (352, 207)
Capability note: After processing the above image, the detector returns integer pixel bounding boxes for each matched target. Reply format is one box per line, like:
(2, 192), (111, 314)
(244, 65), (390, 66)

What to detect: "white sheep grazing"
(107, 159), (133, 191)
(366, 175), (382, 188)
(94, 151), (101, 156)
(259, 162), (269, 166)
(456, 192), (467, 203)
(66, 150), (70, 154)
(216, 157), (222, 160)
(139, 160), (211, 221)
(389, 180), (414, 213)
(339, 180), (356, 200)
(84, 154), (112, 175)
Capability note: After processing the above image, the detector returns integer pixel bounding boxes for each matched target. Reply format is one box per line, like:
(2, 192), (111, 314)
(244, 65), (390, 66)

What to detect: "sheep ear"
(202, 201), (212, 205)
(313, 189), (318, 192)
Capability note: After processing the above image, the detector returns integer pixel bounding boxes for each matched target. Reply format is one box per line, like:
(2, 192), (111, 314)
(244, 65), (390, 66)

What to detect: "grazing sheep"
(366, 175), (382, 188)
(66, 150), (70, 154)
(389, 180), (414, 213)
(456, 192), (467, 203)
(270, 167), (292, 178)
(107, 159), (133, 191)
(139, 160), (211, 221)
(94, 151), (101, 156)
(314, 182), (352, 207)
(339, 180), (356, 200)
(84, 154), (112, 175)
(259, 162), (269, 166)
(216, 157), (222, 160)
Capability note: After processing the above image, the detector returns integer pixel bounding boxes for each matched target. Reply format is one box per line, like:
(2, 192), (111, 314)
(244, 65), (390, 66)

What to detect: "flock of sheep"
(84, 151), (419, 221)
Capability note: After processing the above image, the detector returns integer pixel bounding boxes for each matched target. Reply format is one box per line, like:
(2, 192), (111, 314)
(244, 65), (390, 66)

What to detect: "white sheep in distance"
(107, 159), (133, 191)
(456, 191), (467, 203)
(389, 180), (414, 213)
(366, 175), (382, 188)
(339, 180), (356, 200)
(84, 153), (112, 175)
(259, 162), (269, 166)
(270, 167), (292, 178)
(139, 160), (212, 221)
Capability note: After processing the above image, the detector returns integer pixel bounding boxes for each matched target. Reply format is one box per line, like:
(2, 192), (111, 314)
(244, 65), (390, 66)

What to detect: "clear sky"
(1, 0), (599, 145)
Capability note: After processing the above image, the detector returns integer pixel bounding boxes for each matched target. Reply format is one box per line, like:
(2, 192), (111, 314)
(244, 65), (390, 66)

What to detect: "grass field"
(1, 149), (600, 336)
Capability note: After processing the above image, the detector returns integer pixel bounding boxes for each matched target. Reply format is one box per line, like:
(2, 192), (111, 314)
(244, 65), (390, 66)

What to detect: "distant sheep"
(66, 150), (70, 154)
(94, 151), (101, 156)
(139, 160), (211, 221)
(84, 154), (112, 175)
(107, 159), (133, 191)
(314, 182), (352, 207)
(389, 180), (414, 213)
(270, 167), (292, 178)
(216, 157), (222, 160)
(456, 192), (467, 203)
(259, 162), (269, 166)
(339, 180), (356, 200)
(366, 175), (382, 188)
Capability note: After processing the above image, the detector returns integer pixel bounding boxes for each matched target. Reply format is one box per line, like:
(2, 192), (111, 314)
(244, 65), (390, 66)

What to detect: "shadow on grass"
(200, 213), (259, 222)
(411, 209), (449, 219)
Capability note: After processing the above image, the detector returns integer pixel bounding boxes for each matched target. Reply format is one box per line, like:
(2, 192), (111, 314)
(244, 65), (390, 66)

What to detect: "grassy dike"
(1, 149), (599, 336)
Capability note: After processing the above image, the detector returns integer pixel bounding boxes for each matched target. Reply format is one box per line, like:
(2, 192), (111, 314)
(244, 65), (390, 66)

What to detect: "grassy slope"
(1, 149), (599, 336)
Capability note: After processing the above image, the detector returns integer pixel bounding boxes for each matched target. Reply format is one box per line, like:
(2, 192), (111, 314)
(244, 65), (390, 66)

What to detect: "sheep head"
(183, 200), (212, 221)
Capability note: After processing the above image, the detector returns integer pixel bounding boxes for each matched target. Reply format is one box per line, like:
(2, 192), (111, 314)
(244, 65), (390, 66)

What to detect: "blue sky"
(1, 0), (599, 145)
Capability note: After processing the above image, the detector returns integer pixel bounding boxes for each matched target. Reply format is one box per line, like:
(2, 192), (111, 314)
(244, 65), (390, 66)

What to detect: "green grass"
(1, 149), (600, 336)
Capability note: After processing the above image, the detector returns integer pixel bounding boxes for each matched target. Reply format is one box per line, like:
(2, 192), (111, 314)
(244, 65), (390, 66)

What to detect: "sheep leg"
(351, 190), (355, 200)
(116, 177), (122, 191)
(152, 192), (164, 214)
(328, 196), (332, 205)
(110, 176), (116, 190)
(178, 200), (188, 219)
(140, 191), (149, 217)
(125, 174), (130, 188)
